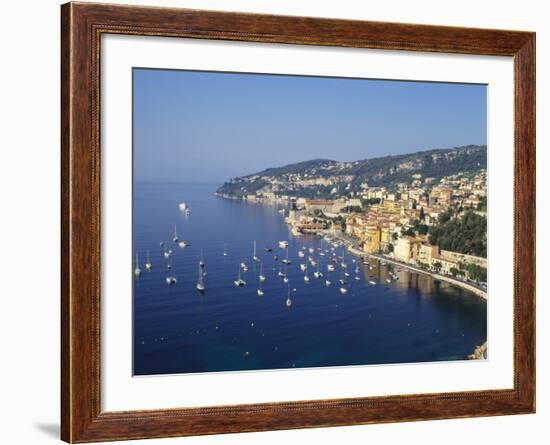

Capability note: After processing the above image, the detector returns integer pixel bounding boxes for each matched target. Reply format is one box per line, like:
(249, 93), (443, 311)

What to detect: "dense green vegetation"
(428, 208), (487, 258)
(459, 263), (487, 282)
(347, 145), (486, 189)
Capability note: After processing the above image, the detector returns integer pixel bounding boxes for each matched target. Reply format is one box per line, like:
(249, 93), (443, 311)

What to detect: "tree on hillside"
(428, 209), (487, 257)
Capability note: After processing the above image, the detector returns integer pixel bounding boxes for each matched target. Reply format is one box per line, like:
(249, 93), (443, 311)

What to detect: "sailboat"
(240, 261), (249, 272)
(253, 240), (260, 262)
(339, 264), (348, 293)
(165, 260), (177, 285)
(134, 252), (141, 277)
(327, 263), (335, 272)
(338, 264), (346, 285)
(196, 263), (205, 292)
(172, 224), (179, 243)
(163, 247), (172, 259)
(277, 262), (284, 277)
(144, 250), (152, 271)
(199, 249), (205, 268)
(325, 270), (332, 286)
(298, 250), (305, 258)
(178, 239), (188, 248)
(257, 269), (264, 296)
(223, 243), (228, 256)
(341, 249), (348, 269)
(281, 247), (291, 265)
(259, 262), (266, 282)
(303, 263), (310, 283)
(234, 266), (246, 286)
(285, 283), (292, 307)
(314, 258), (323, 278)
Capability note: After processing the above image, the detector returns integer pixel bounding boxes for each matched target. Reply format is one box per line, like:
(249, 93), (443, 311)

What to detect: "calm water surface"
(133, 182), (487, 375)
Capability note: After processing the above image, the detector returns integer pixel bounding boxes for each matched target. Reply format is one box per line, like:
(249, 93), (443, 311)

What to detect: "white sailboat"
(259, 262), (266, 282)
(240, 261), (248, 272)
(325, 270), (332, 286)
(339, 265), (348, 293)
(134, 252), (141, 277)
(303, 263), (310, 283)
(178, 239), (188, 248)
(253, 240), (260, 262)
(165, 261), (177, 285)
(338, 265), (346, 285)
(257, 269), (264, 296)
(314, 258), (323, 278)
(196, 263), (205, 292)
(145, 251), (152, 271)
(298, 250), (305, 258)
(199, 249), (205, 268)
(234, 266), (246, 287)
(223, 243), (228, 256)
(172, 224), (179, 243)
(341, 249), (348, 269)
(281, 247), (291, 265)
(285, 283), (292, 307)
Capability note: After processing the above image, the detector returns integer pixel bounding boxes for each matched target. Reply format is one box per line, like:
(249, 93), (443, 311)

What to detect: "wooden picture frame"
(61, 2), (535, 442)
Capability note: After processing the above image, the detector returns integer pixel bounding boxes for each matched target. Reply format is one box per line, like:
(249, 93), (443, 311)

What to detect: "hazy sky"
(133, 68), (487, 183)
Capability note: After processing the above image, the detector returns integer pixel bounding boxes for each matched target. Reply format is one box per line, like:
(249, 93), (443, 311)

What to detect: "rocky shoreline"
(468, 342), (487, 360)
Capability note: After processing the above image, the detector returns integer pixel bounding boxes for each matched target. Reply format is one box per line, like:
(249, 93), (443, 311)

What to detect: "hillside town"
(230, 169), (488, 288)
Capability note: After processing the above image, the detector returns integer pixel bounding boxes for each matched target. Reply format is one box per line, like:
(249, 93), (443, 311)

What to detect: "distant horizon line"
(134, 143), (487, 184)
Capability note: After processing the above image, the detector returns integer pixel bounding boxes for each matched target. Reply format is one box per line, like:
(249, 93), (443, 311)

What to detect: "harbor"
(133, 182), (487, 375)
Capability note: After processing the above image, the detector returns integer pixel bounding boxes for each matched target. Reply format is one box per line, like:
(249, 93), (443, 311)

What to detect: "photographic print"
(132, 68), (488, 376)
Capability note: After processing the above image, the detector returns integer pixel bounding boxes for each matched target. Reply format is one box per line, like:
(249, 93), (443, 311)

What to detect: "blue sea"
(133, 182), (487, 375)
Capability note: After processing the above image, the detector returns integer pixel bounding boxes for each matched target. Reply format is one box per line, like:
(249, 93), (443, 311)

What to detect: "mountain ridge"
(217, 144), (487, 199)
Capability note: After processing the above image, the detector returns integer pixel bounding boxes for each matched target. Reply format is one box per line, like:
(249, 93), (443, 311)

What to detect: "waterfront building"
(380, 226), (392, 252)
(439, 250), (487, 270)
(431, 256), (459, 274)
(362, 226), (381, 253)
(394, 236), (421, 262)
(416, 244), (439, 268)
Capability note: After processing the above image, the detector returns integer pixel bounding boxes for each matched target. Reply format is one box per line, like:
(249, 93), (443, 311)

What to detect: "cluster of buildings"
(282, 169), (488, 282)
